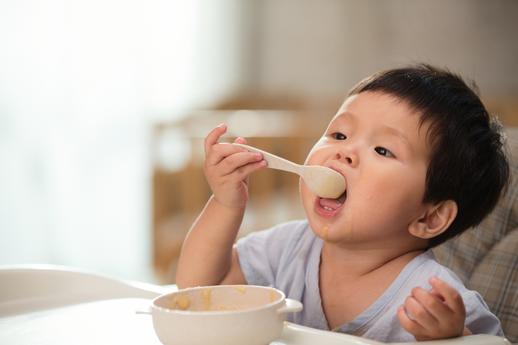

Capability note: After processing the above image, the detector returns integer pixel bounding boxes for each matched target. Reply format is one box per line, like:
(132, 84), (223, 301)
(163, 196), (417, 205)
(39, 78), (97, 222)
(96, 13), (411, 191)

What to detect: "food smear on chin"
(321, 225), (329, 240)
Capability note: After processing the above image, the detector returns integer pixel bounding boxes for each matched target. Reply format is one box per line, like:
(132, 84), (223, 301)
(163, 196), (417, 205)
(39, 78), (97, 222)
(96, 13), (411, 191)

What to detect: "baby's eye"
(331, 132), (347, 140)
(375, 146), (395, 158)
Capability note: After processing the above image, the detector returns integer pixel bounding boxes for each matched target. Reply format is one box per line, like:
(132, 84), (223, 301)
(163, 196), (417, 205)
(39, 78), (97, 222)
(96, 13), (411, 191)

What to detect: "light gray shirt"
(236, 220), (504, 342)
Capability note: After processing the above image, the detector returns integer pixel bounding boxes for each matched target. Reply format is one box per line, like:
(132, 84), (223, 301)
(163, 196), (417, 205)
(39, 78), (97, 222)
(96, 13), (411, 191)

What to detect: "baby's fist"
(397, 277), (467, 341)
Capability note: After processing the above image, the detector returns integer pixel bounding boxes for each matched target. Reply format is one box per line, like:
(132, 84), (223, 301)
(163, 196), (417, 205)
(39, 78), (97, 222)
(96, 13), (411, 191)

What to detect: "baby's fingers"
(234, 136), (247, 144)
(403, 295), (439, 330)
(397, 306), (428, 339)
(430, 277), (466, 314)
(206, 143), (246, 166)
(204, 124), (227, 157)
(231, 158), (267, 180)
(218, 151), (265, 176)
(411, 287), (450, 322)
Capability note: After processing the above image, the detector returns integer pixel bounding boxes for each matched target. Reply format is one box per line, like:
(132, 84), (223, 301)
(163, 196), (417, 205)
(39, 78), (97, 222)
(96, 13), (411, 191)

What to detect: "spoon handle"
(234, 143), (302, 175)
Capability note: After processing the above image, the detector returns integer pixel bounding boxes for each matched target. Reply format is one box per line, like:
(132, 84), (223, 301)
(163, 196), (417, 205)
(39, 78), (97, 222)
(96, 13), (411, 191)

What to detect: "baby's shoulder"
(404, 251), (470, 294)
(250, 219), (314, 244)
(238, 219), (317, 255)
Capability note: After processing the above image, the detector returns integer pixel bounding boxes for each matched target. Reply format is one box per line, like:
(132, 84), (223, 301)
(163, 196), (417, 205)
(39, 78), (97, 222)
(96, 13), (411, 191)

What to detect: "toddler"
(176, 65), (509, 342)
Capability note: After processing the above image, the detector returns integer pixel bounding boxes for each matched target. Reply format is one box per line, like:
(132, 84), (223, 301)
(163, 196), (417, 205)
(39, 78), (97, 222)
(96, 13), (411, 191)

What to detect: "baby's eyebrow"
(332, 111), (357, 123)
(378, 125), (411, 148)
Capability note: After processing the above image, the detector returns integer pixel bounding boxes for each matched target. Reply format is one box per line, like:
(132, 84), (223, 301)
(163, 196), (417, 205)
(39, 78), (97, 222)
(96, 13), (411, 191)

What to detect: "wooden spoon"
(234, 143), (346, 199)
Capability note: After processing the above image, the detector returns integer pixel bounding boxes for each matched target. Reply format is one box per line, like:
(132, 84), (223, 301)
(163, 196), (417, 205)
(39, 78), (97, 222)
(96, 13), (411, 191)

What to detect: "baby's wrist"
(211, 195), (247, 212)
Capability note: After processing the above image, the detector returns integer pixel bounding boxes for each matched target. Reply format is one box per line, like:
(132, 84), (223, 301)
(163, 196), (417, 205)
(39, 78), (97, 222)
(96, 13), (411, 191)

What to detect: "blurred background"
(1, 0), (517, 284)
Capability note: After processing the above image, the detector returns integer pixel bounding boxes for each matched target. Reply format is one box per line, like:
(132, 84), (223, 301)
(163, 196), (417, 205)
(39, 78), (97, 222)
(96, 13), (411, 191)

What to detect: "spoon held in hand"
(234, 143), (346, 199)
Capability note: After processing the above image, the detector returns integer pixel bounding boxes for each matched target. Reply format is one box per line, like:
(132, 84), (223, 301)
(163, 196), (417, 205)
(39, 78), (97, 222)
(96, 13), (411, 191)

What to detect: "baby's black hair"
(348, 64), (510, 247)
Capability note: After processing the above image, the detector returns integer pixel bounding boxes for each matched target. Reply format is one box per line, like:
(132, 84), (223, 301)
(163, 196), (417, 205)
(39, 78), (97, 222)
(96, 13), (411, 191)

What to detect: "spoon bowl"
(234, 143), (346, 199)
(300, 165), (346, 199)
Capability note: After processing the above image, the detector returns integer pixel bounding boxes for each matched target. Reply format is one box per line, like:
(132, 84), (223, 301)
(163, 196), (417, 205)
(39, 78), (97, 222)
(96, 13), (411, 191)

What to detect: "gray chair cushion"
(434, 127), (518, 342)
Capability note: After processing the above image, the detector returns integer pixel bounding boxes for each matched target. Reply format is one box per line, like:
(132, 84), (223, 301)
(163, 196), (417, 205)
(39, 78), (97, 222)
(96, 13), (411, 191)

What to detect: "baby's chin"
(312, 223), (331, 241)
(308, 219), (343, 243)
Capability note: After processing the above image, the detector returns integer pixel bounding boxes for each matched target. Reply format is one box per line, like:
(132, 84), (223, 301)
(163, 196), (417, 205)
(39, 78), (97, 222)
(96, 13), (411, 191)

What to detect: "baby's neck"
(320, 243), (425, 278)
(318, 244), (426, 329)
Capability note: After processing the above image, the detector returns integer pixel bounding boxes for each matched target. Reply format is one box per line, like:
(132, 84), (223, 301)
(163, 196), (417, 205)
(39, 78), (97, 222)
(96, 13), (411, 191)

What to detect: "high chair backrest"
(434, 127), (518, 343)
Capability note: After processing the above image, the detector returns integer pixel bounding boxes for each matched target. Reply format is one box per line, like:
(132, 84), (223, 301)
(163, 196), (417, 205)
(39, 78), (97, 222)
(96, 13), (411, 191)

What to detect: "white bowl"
(139, 285), (303, 345)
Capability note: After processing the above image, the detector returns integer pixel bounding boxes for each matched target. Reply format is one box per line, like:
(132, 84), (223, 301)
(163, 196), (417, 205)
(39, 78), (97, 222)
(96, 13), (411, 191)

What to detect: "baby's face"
(300, 91), (432, 247)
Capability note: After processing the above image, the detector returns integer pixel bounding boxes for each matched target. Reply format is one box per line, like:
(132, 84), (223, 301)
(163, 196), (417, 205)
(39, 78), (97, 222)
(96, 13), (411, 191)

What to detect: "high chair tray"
(0, 265), (510, 345)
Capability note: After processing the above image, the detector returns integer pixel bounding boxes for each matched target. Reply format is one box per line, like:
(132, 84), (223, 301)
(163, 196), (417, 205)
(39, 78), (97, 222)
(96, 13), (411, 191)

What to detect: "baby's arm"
(175, 124), (266, 289)
(397, 277), (471, 340)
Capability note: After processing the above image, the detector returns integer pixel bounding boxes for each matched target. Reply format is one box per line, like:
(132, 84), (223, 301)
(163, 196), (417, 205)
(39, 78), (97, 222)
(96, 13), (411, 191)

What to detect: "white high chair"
(0, 265), (510, 345)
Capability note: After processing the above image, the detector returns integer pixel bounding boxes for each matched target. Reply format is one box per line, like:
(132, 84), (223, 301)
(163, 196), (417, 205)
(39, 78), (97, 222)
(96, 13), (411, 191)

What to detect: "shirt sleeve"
(235, 220), (307, 287)
(463, 290), (504, 337)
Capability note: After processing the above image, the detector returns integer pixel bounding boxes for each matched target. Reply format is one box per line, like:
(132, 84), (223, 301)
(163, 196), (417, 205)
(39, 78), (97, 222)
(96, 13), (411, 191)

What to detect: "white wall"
(252, 0), (518, 101)
(0, 0), (247, 282)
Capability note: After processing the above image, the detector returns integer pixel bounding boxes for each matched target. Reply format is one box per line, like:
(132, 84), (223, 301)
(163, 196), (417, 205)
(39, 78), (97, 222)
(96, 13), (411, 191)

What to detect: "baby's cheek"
(299, 182), (311, 202)
(299, 183), (314, 214)
(304, 152), (316, 165)
(304, 140), (327, 165)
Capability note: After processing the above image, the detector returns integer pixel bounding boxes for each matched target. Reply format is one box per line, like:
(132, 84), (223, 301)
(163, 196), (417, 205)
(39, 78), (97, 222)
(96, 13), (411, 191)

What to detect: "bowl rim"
(151, 284), (287, 316)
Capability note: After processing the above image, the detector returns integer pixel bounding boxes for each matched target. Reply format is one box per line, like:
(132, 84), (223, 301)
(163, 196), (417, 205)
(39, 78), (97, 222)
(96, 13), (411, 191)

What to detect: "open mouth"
(314, 190), (347, 218)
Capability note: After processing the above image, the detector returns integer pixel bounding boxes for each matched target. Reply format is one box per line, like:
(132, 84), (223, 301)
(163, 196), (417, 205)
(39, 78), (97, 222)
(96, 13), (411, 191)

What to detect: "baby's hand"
(397, 277), (469, 341)
(203, 124), (266, 209)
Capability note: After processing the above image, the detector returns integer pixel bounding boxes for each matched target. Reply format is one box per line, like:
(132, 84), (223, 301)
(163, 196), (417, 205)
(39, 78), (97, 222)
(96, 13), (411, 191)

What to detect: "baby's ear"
(409, 200), (458, 239)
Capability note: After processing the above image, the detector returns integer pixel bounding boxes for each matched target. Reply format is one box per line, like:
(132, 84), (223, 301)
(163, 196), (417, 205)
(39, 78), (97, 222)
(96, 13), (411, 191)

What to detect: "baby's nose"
(335, 149), (358, 167)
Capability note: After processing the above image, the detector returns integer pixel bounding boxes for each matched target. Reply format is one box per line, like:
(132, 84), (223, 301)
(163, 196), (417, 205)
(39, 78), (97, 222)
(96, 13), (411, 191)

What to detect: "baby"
(176, 65), (509, 342)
